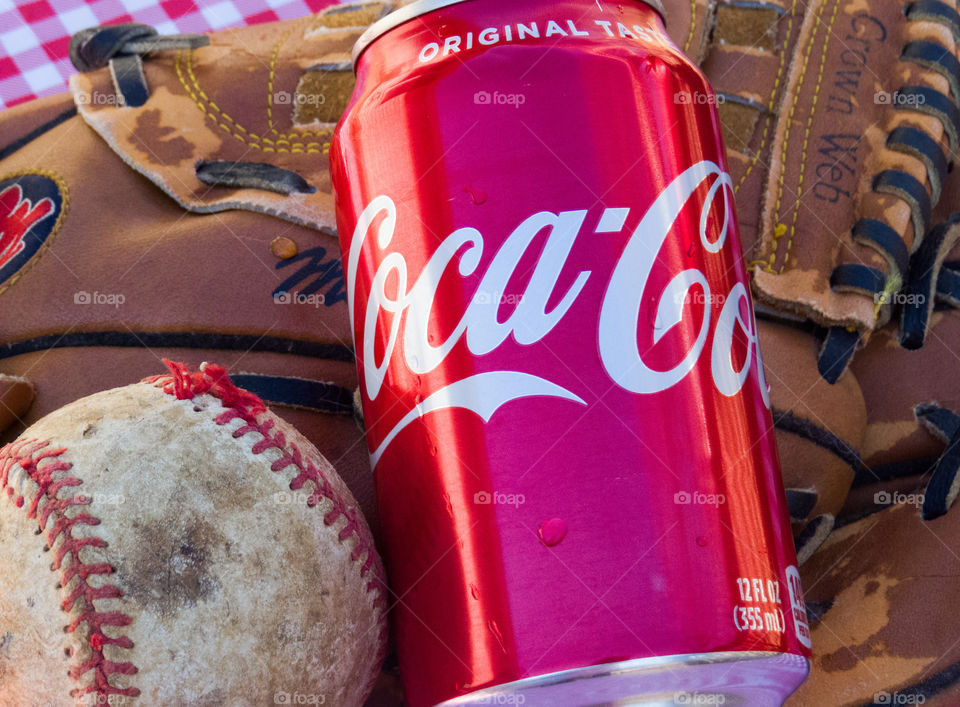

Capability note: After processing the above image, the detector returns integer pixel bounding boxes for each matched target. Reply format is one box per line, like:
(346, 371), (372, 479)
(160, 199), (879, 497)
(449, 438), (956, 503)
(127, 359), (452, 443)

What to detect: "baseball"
(0, 361), (386, 705)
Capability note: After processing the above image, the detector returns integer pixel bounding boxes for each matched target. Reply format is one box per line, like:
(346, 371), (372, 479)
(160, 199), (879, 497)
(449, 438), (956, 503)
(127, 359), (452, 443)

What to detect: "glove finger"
(759, 318), (866, 555)
(846, 304), (960, 521)
(789, 501), (960, 706)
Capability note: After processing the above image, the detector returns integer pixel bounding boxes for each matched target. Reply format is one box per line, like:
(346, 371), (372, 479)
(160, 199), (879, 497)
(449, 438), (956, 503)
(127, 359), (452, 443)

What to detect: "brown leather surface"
(754, 0), (959, 336)
(0, 5), (380, 538)
(0, 374), (34, 436)
(850, 315), (960, 470)
(787, 502), (960, 706)
(842, 473), (927, 518)
(662, 0), (713, 63)
(70, 2), (393, 231)
(0, 112), (353, 346)
(0, 92), (77, 150)
(759, 320), (865, 521)
(702, 0), (807, 261)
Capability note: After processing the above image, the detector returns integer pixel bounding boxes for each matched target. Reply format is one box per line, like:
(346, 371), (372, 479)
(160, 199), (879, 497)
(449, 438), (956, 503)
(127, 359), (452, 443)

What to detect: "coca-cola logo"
(346, 161), (769, 467)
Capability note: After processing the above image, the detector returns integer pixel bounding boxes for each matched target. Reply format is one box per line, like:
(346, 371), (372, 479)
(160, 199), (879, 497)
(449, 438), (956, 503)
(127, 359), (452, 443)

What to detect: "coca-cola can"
(332, 1), (812, 705)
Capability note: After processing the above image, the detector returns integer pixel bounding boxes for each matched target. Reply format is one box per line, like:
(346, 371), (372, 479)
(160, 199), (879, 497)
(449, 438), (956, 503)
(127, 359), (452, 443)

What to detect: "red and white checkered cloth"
(0, 0), (340, 110)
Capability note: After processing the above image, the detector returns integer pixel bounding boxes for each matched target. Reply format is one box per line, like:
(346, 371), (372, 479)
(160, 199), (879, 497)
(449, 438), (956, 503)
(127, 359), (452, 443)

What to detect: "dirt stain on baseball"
(118, 518), (223, 617)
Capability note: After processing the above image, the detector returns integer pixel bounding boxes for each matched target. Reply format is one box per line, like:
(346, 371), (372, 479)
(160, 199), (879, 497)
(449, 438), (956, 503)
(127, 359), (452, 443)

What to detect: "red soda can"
(332, 1), (812, 704)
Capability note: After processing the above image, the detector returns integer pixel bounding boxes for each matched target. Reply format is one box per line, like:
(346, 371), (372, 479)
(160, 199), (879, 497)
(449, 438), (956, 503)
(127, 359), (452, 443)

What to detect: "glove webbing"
(817, 0), (960, 382)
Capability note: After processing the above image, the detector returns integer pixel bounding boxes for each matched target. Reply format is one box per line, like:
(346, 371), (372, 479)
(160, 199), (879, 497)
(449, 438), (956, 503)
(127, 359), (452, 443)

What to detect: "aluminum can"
(332, 1), (812, 705)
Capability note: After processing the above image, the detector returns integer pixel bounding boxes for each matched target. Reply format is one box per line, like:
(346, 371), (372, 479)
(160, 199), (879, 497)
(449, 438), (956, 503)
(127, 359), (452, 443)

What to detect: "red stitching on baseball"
(146, 359), (390, 689)
(145, 359), (389, 620)
(0, 438), (140, 701)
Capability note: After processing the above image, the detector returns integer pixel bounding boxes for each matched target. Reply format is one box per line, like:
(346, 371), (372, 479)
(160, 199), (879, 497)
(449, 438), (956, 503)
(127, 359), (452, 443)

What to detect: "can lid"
(352, 0), (667, 67)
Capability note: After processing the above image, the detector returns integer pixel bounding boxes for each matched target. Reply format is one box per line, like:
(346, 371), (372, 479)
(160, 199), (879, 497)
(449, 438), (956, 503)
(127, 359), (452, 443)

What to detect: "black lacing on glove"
(195, 161), (317, 196)
(898, 213), (960, 349)
(69, 23), (209, 107)
(913, 402), (960, 518)
(843, 399), (960, 521)
(69, 26), (317, 196)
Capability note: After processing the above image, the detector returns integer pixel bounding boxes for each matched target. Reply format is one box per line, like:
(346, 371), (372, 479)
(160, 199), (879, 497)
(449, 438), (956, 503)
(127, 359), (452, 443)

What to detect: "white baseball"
(0, 363), (386, 706)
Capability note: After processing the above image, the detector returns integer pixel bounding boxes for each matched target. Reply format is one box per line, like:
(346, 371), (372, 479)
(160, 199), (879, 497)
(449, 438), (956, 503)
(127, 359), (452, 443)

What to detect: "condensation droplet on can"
(470, 583), (480, 600)
(538, 517), (568, 547)
(463, 186), (487, 205)
(488, 619), (507, 653)
(696, 536), (708, 547)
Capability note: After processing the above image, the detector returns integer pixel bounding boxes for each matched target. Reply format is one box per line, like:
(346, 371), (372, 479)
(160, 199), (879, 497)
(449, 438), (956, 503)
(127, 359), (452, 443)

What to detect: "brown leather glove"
(788, 501), (960, 706)
(0, 2), (394, 537)
(703, 0), (960, 383)
(0, 374), (33, 436)
(758, 319), (866, 562)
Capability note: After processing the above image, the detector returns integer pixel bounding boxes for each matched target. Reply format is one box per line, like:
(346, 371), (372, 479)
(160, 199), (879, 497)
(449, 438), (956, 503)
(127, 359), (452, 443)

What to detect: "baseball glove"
(0, 2), (395, 538)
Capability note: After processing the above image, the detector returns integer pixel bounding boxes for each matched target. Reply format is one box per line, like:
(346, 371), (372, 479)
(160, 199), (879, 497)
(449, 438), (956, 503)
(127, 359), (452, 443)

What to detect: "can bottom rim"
(434, 651), (810, 706)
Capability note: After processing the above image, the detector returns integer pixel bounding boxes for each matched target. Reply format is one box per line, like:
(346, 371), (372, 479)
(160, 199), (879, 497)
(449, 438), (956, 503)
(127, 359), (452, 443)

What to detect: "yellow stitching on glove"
(175, 50), (326, 155)
(684, 0), (697, 53)
(770, 0), (833, 271)
(784, 0), (842, 270)
(736, 0), (798, 194)
(266, 23), (331, 139)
